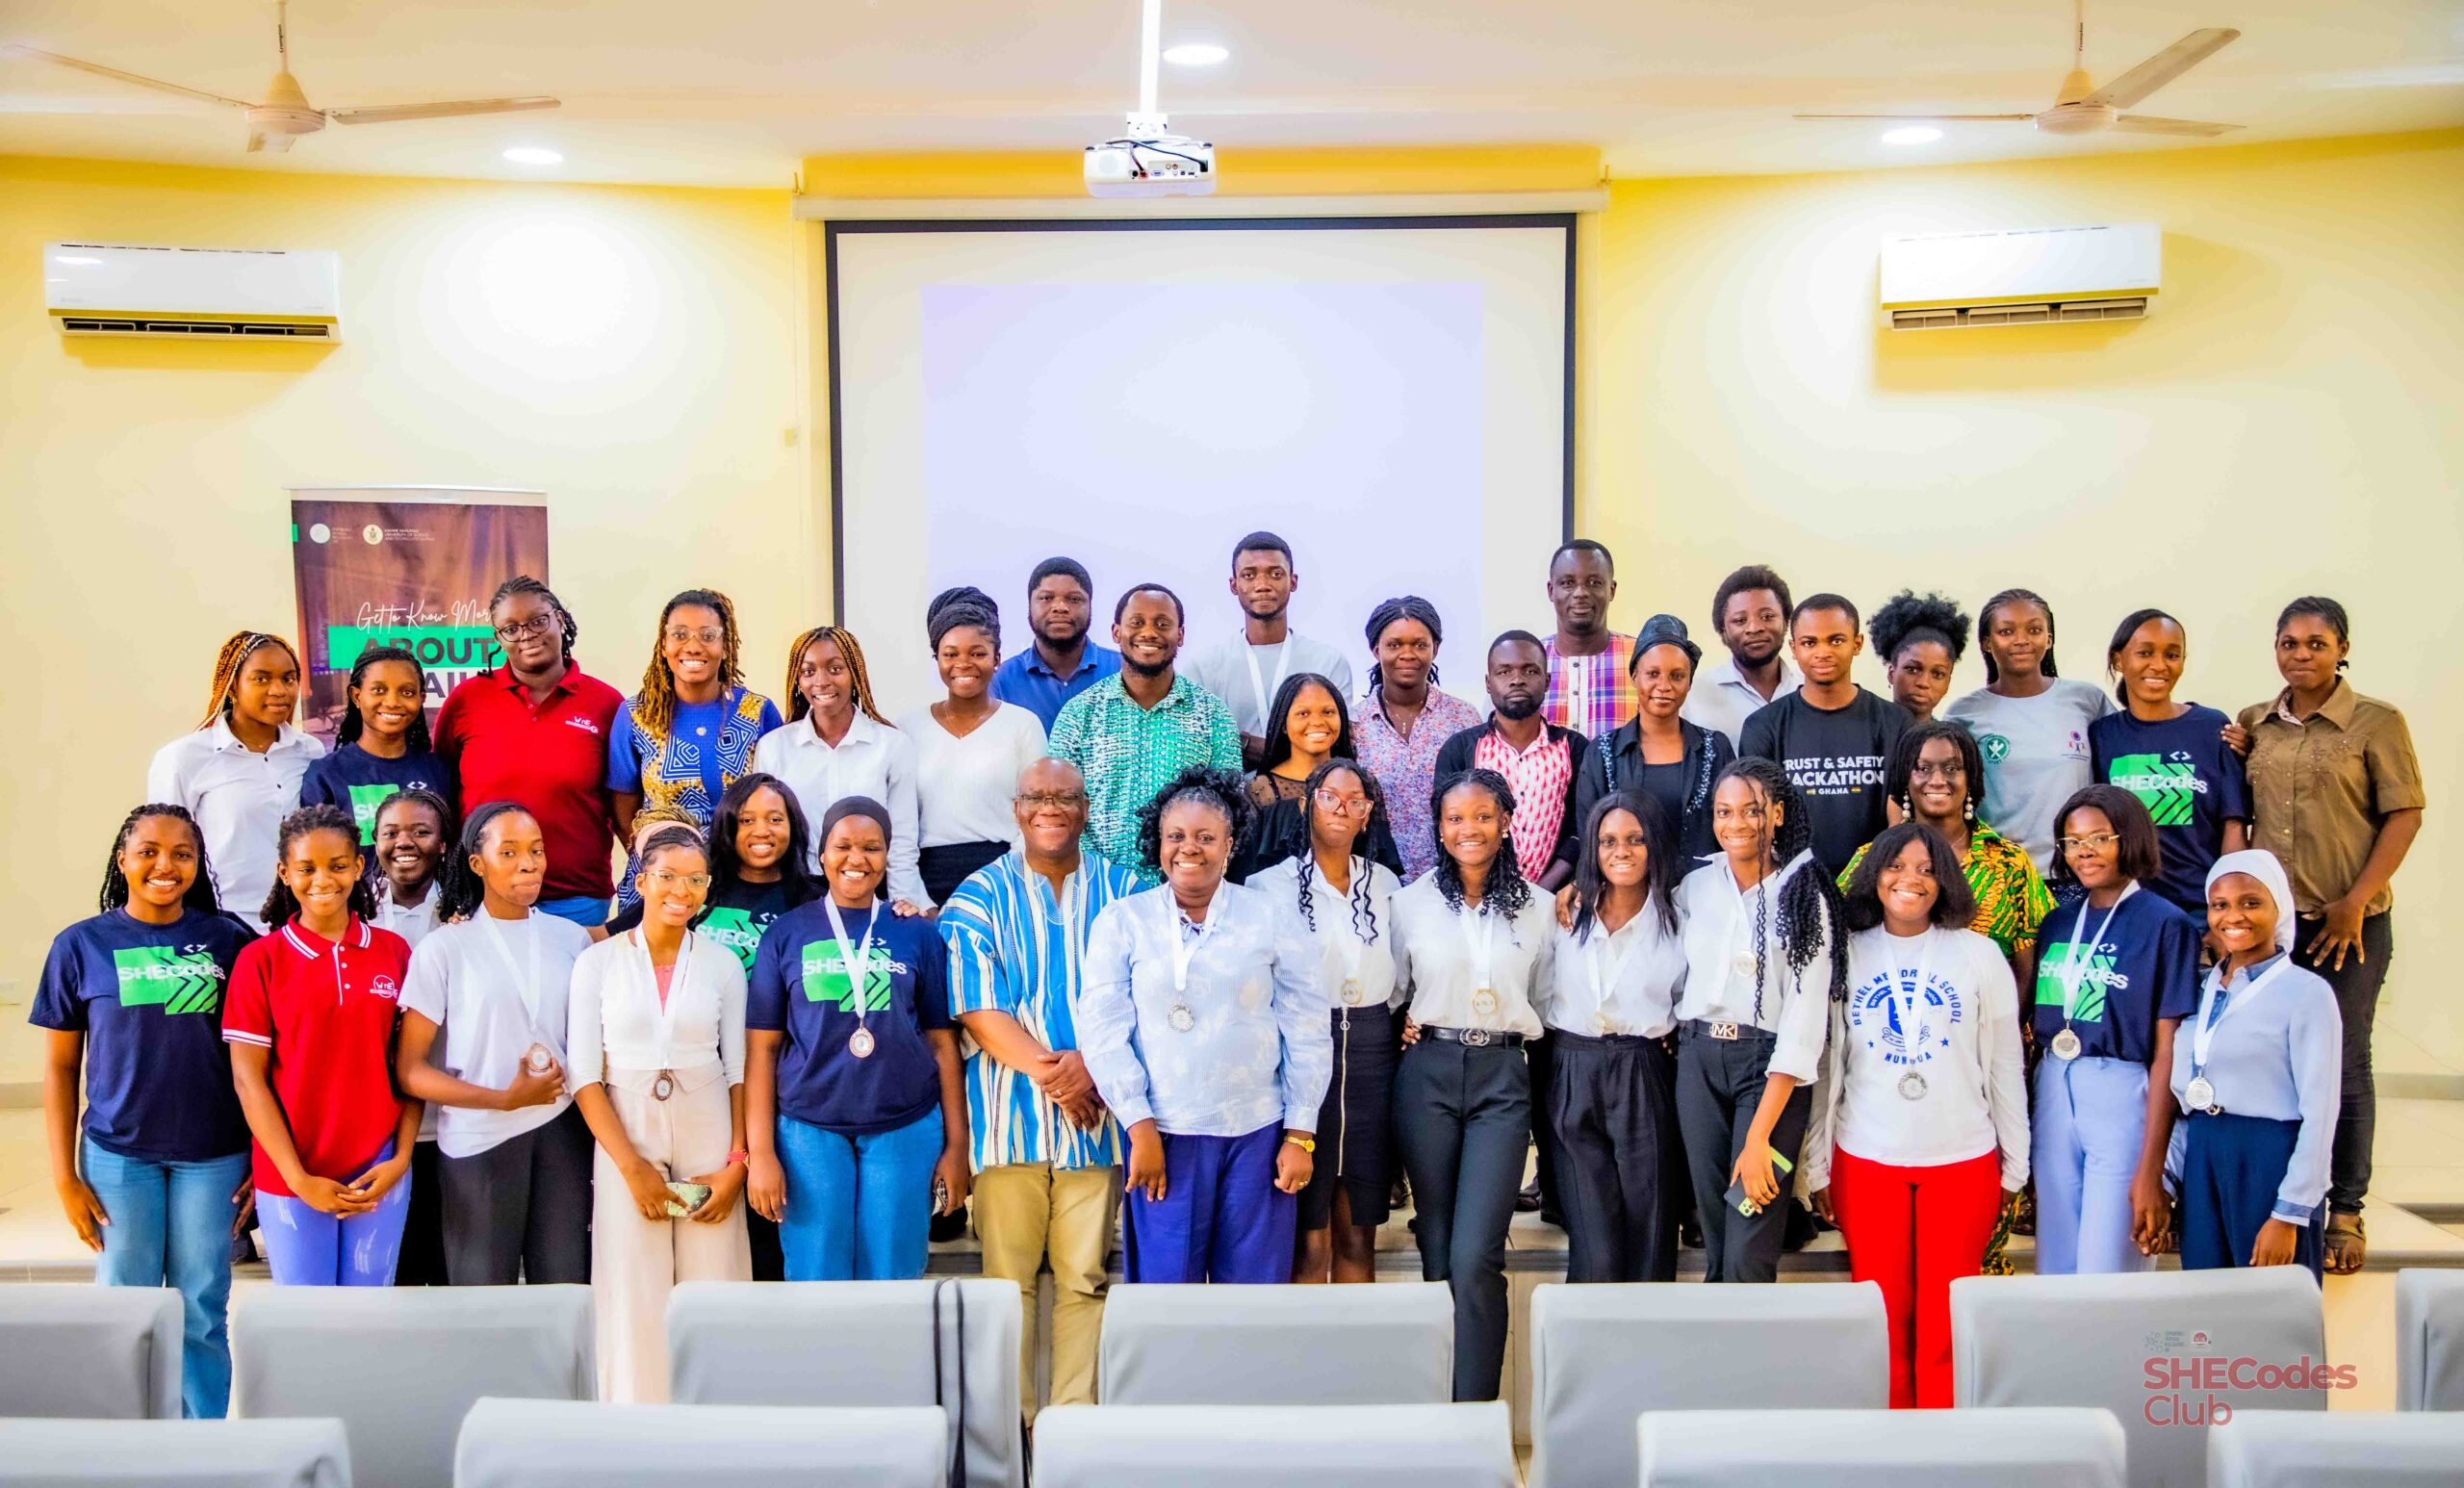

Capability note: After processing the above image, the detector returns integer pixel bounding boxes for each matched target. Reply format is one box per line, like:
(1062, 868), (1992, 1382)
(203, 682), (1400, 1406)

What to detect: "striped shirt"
(1045, 673), (1244, 879)
(941, 849), (1144, 1170)
(1543, 632), (1637, 744)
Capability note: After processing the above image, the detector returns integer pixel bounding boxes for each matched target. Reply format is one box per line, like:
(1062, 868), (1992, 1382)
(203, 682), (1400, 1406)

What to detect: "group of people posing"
(37, 536), (2423, 1420)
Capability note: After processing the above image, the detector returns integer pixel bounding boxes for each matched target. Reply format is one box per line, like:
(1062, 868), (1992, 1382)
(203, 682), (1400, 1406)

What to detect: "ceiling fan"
(1796, 1), (2242, 138)
(6, 0), (557, 154)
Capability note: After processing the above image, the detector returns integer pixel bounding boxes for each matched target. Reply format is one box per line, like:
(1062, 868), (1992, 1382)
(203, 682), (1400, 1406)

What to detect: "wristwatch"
(1282, 1133), (1317, 1154)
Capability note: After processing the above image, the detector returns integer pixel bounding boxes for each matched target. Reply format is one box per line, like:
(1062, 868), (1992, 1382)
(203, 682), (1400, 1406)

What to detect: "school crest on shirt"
(112, 946), (224, 1014)
(1849, 967), (1964, 1068)
(1980, 733), (2011, 763)
(799, 940), (901, 1012)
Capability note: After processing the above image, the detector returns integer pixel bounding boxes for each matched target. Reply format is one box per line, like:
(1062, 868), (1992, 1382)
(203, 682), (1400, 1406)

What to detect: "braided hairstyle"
(710, 773), (819, 906)
(1712, 757), (1846, 1005)
(1135, 765), (1255, 878)
(435, 800), (536, 923)
(1569, 790), (1681, 940)
(636, 822), (708, 873)
(634, 588), (746, 740)
(260, 804), (376, 928)
(1978, 587), (2058, 683)
(196, 630), (302, 731)
(1429, 768), (1533, 922)
(1867, 591), (1970, 668)
(927, 586), (1002, 654)
(2276, 596), (2351, 672)
(783, 626), (890, 726)
(335, 644), (435, 752)
(98, 804), (223, 917)
(1364, 595), (1444, 691)
(1885, 719), (1986, 827)
(367, 787), (455, 891)
(487, 575), (578, 658)
(1292, 758), (1385, 946)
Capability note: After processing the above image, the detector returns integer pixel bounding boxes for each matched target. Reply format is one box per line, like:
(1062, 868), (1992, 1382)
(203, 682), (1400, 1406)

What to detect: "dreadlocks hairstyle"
(1978, 587), (2059, 683)
(436, 800), (537, 923)
(1135, 765), (1254, 877)
(927, 587), (1002, 654)
(1429, 768), (1534, 922)
(1711, 757), (1847, 1006)
(2046, 784), (2165, 894)
(98, 804), (223, 917)
(260, 804), (376, 929)
(334, 644), (435, 752)
(486, 575), (578, 658)
(1885, 719), (1987, 827)
(196, 630), (303, 731)
(1570, 790), (1681, 941)
(782, 626), (890, 727)
(366, 787), (455, 890)
(1868, 591), (1971, 668)
(1841, 822), (1977, 933)
(1364, 594), (1445, 691)
(2275, 596), (2351, 671)
(2103, 607), (2185, 705)
(1257, 673), (1359, 776)
(1292, 758), (1386, 946)
(709, 772), (819, 906)
(633, 588), (746, 740)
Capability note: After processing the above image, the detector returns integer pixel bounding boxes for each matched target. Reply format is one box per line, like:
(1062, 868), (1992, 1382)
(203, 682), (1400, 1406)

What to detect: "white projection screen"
(829, 216), (1575, 720)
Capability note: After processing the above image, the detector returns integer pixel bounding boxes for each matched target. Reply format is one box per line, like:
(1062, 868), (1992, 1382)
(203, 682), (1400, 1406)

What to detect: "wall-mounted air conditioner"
(1879, 223), (2159, 330)
(45, 243), (343, 341)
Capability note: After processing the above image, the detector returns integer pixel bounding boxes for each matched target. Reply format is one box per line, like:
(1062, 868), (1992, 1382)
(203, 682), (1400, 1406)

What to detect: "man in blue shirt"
(989, 557), (1120, 731)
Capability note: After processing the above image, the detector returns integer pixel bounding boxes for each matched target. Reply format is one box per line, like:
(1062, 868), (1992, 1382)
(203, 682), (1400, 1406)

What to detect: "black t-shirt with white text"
(1738, 687), (1911, 875)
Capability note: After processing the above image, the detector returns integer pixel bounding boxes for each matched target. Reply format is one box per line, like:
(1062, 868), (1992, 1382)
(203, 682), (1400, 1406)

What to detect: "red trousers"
(1830, 1146), (2004, 1409)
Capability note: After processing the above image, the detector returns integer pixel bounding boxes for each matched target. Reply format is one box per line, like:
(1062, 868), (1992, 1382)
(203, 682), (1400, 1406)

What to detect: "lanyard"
(1459, 904), (1500, 992)
(2055, 883), (2136, 1026)
(1885, 928), (1938, 1060)
(479, 911), (546, 1034)
(631, 928), (696, 1027)
(1033, 868), (1089, 1000)
(1168, 905), (1217, 994)
(1244, 641), (1294, 727)
(1316, 858), (1370, 986)
(823, 899), (880, 1032)
(2191, 956), (2292, 1077)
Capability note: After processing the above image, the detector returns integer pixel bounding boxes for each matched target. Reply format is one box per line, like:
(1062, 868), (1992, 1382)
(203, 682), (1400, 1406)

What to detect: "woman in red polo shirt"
(223, 805), (421, 1286)
(434, 576), (625, 929)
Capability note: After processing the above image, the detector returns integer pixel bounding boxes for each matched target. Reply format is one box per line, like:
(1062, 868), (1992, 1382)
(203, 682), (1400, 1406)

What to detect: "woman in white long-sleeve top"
(1805, 821), (2028, 1411)
(1671, 757), (1840, 1285)
(568, 824), (751, 1402)
(2169, 849), (2341, 1278)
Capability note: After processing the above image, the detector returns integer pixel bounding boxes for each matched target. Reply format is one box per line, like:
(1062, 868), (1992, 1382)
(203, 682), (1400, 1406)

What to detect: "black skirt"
(1297, 1003), (1403, 1230)
(919, 839), (1008, 906)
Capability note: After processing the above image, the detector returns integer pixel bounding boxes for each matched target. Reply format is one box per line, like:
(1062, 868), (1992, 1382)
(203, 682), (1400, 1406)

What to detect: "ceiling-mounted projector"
(1088, 0), (1217, 197)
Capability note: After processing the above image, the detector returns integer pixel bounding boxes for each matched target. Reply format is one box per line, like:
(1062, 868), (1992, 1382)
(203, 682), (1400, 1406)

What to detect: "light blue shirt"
(1077, 881), (1330, 1139)
(941, 850), (1142, 1171)
(2167, 951), (2343, 1224)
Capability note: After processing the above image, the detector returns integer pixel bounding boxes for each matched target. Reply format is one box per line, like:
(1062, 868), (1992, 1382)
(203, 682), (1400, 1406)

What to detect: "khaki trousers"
(592, 1067), (750, 1402)
(971, 1162), (1120, 1411)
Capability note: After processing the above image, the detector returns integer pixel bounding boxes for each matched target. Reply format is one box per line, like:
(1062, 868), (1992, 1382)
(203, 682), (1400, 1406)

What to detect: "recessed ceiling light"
(1163, 42), (1228, 66)
(502, 145), (563, 166)
(1881, 126), (1943, 145)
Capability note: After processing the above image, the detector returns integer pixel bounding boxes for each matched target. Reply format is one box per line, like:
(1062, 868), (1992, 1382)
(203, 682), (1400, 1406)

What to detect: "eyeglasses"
(2058, 833), (2121, 854)
(1911, 759), (1966, 781)
(1313, 789), (1373, 815)
(494, 614), (555, 641)
(644, 869), (713, 892)
(664, 627), (726, 648)
(1015, 790), (1088, 809)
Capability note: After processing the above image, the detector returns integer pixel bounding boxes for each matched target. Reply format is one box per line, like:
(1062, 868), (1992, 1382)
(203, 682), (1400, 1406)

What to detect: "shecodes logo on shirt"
(2107, 752), (2208, 826)
(1850, 969), (1964, 1067)
(699, 907), (764, 973)
(112, 947), (224, 1014)
(800, 941), (898, 1012)
(346, 781), (433, 841)
(2034, 945), (2128, 1023)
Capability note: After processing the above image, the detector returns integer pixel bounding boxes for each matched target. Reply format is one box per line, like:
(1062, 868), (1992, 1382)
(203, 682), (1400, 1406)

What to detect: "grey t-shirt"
(1183, 631), (1357, 739)
(1942, 679), (2116, 873)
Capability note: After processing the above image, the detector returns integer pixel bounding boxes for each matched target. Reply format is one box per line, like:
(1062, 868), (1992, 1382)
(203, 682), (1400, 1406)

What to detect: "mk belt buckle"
(1460, 1028), (1494, 1048)
(1707, 1020), (1741, 1040)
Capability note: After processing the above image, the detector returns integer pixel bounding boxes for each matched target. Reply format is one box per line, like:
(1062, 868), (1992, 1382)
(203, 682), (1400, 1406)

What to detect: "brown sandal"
(2324, 1212), (2367, 1275)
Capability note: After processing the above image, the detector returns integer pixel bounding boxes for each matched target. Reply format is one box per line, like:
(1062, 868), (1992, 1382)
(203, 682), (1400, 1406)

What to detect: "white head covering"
(2203, 849), (2297, 954)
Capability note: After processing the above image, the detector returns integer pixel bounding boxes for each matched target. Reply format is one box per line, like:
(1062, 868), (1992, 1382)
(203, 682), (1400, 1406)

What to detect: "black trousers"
(1394, 1038), (1528, 1402)
(1526, 1035), (1564, 1217)
(392, 1138), (449, 1286)
(2297, 911), (2394, 1216)
(438, 1104), (594, 1285)
(1549, 1031), (1681, 1283)
(1674, 1025), (1812, 1284)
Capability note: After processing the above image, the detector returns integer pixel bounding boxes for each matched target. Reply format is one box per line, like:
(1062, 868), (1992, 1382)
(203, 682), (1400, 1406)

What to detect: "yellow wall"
(1578, 130), (2464, 1073)
(0, 157), (811, 1084)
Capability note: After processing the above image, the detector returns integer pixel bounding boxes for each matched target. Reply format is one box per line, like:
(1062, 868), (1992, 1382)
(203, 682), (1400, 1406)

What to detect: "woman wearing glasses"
(434, 576), (626, 928)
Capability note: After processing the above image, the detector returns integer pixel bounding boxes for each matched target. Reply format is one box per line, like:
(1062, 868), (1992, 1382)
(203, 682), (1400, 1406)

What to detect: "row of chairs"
(8, 1270), (2464, 1486)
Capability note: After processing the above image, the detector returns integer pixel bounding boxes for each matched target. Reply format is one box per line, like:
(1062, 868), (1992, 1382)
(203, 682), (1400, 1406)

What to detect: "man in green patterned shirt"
(1046, 583), (1244, 879)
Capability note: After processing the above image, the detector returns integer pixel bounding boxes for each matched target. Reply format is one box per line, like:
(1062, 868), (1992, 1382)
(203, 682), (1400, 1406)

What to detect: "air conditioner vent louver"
(58, 316), (338, 339)
(1889, 296), (2147, 330)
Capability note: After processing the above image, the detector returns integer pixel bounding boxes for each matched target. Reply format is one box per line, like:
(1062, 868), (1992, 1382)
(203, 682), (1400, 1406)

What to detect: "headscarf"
(1630, 612), (1701, 672)
(819, 795), (893, 846)
(2203, 849), (2297, 953)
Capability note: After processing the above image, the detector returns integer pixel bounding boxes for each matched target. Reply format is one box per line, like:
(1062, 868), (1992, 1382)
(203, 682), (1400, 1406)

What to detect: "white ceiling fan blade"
(4, 44), (256, 110)
(326, 96), (559, 125)
(1793, 114), (2035, 121)
(2084, 28), (2240, 110)
(2112, 115), (2243, 135)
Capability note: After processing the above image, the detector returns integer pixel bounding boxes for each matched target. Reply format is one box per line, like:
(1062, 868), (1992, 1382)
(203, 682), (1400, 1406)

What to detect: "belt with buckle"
(1422, 1025), (1526, 1050)
(1683, 1018), (1768, 1042)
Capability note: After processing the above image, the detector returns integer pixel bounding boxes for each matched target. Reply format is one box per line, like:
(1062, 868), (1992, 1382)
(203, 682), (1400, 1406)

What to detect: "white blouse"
(1247, 855), (1402, 1012)
(398, 911), (593, 1159)
(1389, 875), (1557, 1039)
(895, 702), (1048, 850)
(567, 928), (748, 1090)
(1540, 906), (1688, 1039)
(1673, 853), (1835, 1084)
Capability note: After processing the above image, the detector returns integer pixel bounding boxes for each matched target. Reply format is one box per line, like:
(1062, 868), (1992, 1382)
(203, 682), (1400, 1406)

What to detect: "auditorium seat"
(2394, 1269), (2464, 1410)
(1031, 1402), (1517, 1488)
(453, 1397), (947, 1488)
(0, 1284), (183, 1420)
(1096, 1282), (1453, 1406)
(2208, 1409), (2464, 1486)
(664, 1279), (1020, 1488)
(1637, 1407), (2125, 1487)
(1524, 1280), (1888, 1488)
(231, 1284), (592, 1488)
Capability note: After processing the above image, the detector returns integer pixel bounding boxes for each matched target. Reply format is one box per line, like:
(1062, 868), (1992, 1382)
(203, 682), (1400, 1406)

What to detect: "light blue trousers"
(2031, 1055), (2157, 1274)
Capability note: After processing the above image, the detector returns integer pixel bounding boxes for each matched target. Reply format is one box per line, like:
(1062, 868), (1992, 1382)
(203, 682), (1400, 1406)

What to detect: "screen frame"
(821, 212), (1579, 623)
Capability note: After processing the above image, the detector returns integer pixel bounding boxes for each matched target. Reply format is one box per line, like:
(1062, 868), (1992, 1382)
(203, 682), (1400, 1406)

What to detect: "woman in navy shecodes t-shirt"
(2089, 610), (2249, 919)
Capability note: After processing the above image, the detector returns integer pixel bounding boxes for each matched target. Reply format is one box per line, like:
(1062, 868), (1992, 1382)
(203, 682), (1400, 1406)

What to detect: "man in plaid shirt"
(1542, 540), (1637, 743)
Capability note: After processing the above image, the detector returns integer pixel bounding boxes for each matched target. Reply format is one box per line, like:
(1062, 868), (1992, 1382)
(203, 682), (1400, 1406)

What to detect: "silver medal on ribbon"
(2185, 1074), (2217, 1113)
(1897, 1069), (1928, 1101)
(2050, 1026), (2083, 1061)
(848, 1026), (876, 1060)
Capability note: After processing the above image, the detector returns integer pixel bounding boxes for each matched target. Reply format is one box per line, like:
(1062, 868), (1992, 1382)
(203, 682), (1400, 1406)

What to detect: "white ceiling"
(3, 0), (2458, 188)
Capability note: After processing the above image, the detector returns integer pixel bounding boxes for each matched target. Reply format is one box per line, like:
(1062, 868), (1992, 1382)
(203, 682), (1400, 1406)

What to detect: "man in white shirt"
(1683, 564), (1801, 752)
(1182, 531), (1355, 769)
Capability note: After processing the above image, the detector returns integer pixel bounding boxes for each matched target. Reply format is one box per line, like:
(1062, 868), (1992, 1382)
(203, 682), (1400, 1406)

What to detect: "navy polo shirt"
(2030, 888), (2203, 1065)
(749, 901), (952, 1136)
(298, 743), (455, 843)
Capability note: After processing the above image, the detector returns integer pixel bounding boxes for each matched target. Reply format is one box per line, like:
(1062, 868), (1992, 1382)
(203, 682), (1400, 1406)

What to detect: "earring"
(1964, 797), (1975, 823)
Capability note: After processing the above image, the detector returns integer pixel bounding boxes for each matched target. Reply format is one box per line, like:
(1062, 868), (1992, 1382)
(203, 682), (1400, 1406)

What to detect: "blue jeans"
(84, 1139), (249, 1419)
(536, 895), (612, 929)
(776, 1109), (943, 1280)
(256, 1141), (412, 1286)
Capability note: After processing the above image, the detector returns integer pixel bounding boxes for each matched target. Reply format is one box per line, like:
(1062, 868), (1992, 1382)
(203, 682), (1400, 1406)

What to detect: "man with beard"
(1184, 531), (1355, 769)
(1541, 540), (1636, 745)
(1046, 583), (1243, 878)
(1684, 563), (1801, 752)
(991, 557), (1121, 731)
